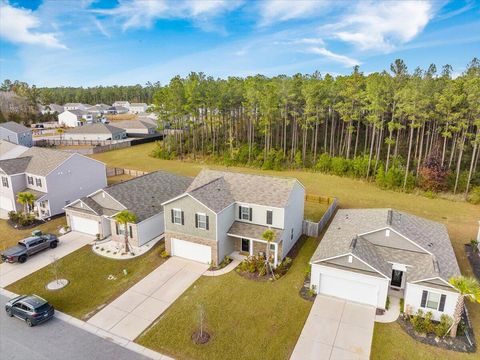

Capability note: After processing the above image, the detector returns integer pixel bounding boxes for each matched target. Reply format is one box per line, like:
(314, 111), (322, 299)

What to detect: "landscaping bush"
(435, 314), (453, 338)
(330, 156), (350, 176)
(315, 153), (331, 173)
(385, 296), (390, 310)
(8, 211), (19, 223)
(399, 298), (404, 314)
(467, 186), (480, 205)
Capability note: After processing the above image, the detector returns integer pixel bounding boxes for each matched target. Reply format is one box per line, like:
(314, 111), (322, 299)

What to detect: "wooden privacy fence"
(302, 197), (338, 237)
(106, 167), (149, 177)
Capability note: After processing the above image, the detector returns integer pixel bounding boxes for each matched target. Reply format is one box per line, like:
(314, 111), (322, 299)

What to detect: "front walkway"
(291, 295), (375, 360)
(0, 231), (94, 287)
(375, 291), (401, 323)
(87, 257), (209, 340)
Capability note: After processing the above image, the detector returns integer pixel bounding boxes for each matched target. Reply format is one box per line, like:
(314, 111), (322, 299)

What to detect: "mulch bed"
(208, 257), (233, 271)
(465, 244), (480, 280)
(7, 218), (44, 230)
(299, 274), (316, 302)
(398, 314), (476, 353)
(191, 331), (211, 345)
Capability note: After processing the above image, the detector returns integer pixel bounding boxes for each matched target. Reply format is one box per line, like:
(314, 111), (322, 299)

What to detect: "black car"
(1, 233), (59, 263)
(5, 295), (55, 326)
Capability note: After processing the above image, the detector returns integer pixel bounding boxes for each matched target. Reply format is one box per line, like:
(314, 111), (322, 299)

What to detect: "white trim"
(411, 277), (457, 290)
(310, 253), (352, 264)
(424, 290), (442, 311)
(172, 208), (182, 225)
(313, 262), (390, 283)
(65, 199), (98, 214)
(312, 253), (390, 279)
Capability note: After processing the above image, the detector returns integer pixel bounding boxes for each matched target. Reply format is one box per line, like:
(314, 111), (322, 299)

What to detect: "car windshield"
(17, 242), (27, 247)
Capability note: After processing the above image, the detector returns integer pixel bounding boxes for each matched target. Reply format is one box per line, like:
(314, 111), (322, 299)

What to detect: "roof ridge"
(188, 175), (225, 193)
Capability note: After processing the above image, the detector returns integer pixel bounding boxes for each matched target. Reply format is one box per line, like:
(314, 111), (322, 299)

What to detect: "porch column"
(274, 243), (278, 268)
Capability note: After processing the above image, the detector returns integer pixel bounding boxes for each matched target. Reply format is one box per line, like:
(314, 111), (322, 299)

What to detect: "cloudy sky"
(0, 0), (479, 86)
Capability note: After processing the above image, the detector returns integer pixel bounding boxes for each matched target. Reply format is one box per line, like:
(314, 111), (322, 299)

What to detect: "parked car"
(5, 295), (54, 326)
(0, 233), (59, 263)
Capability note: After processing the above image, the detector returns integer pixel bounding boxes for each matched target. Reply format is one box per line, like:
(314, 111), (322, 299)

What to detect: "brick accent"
(110, 221), (139, 247)
(165, 231), (218, 266)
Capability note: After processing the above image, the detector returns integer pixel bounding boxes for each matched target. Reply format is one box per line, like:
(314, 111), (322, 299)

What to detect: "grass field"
(107, 174), (134, 185)
(0, 216), (67, 250)
(6, 242), (166, 320)
(91, 143), (480, 360)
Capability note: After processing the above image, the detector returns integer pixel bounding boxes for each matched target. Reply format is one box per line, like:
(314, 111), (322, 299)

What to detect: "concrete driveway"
(291, 295), (375, 360)
(88, 257), (209, 341)
(0, 231), (94, 287)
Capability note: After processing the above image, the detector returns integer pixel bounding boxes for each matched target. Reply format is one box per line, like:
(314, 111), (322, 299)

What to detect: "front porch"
(227, 221), (283, 267)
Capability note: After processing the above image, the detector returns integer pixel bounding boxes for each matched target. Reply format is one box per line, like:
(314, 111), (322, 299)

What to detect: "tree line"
(150, 59), (480, 200)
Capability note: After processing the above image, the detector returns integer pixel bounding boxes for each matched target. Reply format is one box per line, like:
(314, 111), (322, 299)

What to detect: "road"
(0, 295), (150, 360)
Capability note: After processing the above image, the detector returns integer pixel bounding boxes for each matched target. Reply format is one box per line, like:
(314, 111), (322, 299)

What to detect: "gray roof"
(310, 209), (461, 283)
(227, 221), (283, 242)
(185, 169), (299, 212)
(0, 121), (31, 134)
(113, 120), (156, 130)
(67, 109), (89, 116)
(0, 140), (29, 160)
(0, 156), (31, 175)
(66, 123), (125, 135)
(77, 171), (193, 222)
(19, 187), (47, 200)
(22, 147), (72, 176)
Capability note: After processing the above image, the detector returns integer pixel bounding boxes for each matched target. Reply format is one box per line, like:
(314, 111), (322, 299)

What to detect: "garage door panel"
(171, 238), (211, 264)
(319, 274), (378, 307)
(71, 215), (99, 235)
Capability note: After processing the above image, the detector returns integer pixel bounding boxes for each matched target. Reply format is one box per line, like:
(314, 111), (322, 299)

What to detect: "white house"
(161, 170), (305, 266)
(0, 122), (33, 147)
(40, 104), (64, 114)
(113, 101), (130, 108)
(64, 171), (192, 246)
(309, 209), (461, 321)
(58, 110), (94, 127)
(129, 103), (148, 114)
(0, 147), (107, 219)
(63, 103), (90, 111)
(64, 123), (127, 141)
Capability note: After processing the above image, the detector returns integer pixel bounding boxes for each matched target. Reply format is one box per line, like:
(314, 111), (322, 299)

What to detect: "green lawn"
(0, 217), (67, 251)
(92, 143), (480, 360)
(6, 242), (166, 320)
(107, 173), (134, 185)
(137, 236), (317, 360)
(304, 201), (329, 222)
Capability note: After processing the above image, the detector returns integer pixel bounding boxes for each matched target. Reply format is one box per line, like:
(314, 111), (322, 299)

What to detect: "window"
(1, 177), (8, 188)
(269, 243), (275, 251)
(266, 210), (273, 225)
(35, 178), (42, 187)
(239, 206), (251, 221)
(291, 228), (294, 240)
(172, 209), (183, 225)
(426, 292), (441, 310)
(195, 213), (208, 230)
(27, 176), (34, 185)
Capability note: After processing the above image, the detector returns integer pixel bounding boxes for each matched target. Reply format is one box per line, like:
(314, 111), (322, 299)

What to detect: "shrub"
(418, 152), (449, 192)
(471, 239), (479, 253)
(315, 153), (331, 173)
(467, 186), (480, 205)
(331, 157), (350, 176)
(386, 296), (390, 310)
(8, 211), (19, 223)
(423, 311), (434, 334)
(160, 250), (169, 258)
(435, 314), (453, 338)
(399, 298), (404, 314)
(411, 309), (425, 333)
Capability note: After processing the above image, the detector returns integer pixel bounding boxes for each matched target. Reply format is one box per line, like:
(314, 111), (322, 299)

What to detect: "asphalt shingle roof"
(66, 123), (125, 135)
(310, 208), (461, 283)
(22, 147), (72, 176)
(0, 121), (30, 134)
(0, 156), (31, 175)
(186, 169), (299, 212)
(113, 120), (156, 130)
(227, 221), (283, 243)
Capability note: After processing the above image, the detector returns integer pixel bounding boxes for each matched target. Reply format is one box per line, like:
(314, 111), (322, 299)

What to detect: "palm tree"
(449, 276), (480, 337)
(16, 192), (35, 214)
(262, 229), (275, 277)
(114, 210), (137, 253)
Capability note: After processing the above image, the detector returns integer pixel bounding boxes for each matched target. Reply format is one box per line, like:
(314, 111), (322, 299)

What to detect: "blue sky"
(0, 0), (479, 87)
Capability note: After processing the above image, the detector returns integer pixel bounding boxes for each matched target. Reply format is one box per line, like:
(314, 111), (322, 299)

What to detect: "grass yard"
(6, 242), (166, 320)
(137, 236), (317, 360)
(92, 143), (480, 360)
(107, 174), (134, 185)
(0, 217), (67, 251)
(304, 201), (330, 222)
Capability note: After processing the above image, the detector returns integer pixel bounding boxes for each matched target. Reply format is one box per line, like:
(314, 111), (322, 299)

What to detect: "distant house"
(58, 110), (94, 127)
(0, 140), (29, 160)
(129, 103), (148, 114)
(113, 101), (130, 108)
(63, 103), (90, 111)
(0, 147), (106, 219)
(0, 122), (33, 147)
(113, 120), (157, 135)
(112, 106), (129, 114)
(40, 104), (64, 115)
(86, 104), (110, 116)
(64, 123), (127, 141)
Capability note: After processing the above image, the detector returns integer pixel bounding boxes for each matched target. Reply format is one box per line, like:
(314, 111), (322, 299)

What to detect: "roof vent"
(350, 235), (358, 249)
(428, 242), (434, 248)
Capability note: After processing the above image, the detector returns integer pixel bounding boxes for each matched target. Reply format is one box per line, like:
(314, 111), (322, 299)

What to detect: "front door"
(391, 269), (403, 287)
(241, 238), (250, 253)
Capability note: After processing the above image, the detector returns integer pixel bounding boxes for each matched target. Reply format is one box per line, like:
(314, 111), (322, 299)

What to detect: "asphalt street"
(0, 294), (150, 360)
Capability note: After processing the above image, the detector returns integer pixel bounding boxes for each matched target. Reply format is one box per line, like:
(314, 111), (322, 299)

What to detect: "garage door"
(0, 196), (14, 211)
(171, 238), (211, 264)
(70, 215), (99, 235)
(319, 274), (378, 307)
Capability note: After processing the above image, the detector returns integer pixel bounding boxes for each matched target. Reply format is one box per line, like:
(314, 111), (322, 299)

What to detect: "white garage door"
(319, 274), (379, 307)
(0, 196), (14, 211)
(171, 238), (211, 264)
(70, 215), (99, 235)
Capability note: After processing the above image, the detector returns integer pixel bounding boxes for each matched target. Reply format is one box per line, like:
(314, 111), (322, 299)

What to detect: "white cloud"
(0, 1), (66, 49)
(99, 0), (243, 30)
(331, 1), (433, 52)
(306, 46), (360, 67)
(259, 0), (331, 26)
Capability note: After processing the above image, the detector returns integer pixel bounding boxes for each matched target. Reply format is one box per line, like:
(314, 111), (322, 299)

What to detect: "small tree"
(50, 255), (61, 284)
(418, 151), (450, 192)
(114, 210), (137, 253)
(16, 191), (35, 214)
(448, 276), (480, 337)
(262, 228), (275, 278)
(56, 128), (65, 140)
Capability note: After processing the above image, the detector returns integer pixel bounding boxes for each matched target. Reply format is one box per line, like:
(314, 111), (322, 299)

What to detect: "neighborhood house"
(310, 208), (461, 320)
(64, 123), (127, 141)
(58, 110), (94, 127)
(162, 169), (305, 266)
(0, 122), (33, 147)
(64, 171), (192, 247)
(112, 120), (157, 135)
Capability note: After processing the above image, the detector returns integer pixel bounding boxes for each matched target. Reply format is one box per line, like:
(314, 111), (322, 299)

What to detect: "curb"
(0, 288), (172, 360)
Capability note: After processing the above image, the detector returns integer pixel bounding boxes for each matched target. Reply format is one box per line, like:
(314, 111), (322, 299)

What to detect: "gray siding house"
(0, 122), (33, 147)
(64, 123), (127, 141)
(0, 147), (106, 219)
(64, 171), (192, 247)
(162, 170), (305, 266)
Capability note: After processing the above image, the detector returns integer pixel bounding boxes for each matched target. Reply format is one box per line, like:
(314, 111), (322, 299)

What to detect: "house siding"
(282, 181), (305, 257)
(137, 212), (164, 246)
(216, 203), (235, 262)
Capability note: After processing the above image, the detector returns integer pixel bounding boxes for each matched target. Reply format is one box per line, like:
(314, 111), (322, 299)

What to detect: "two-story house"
(128, 103), (148, 114)
(0, 147), (106, 219)
(58, 110), (95, 127)
(162, 170), (305, 266)
(0, 122), (33, 147)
